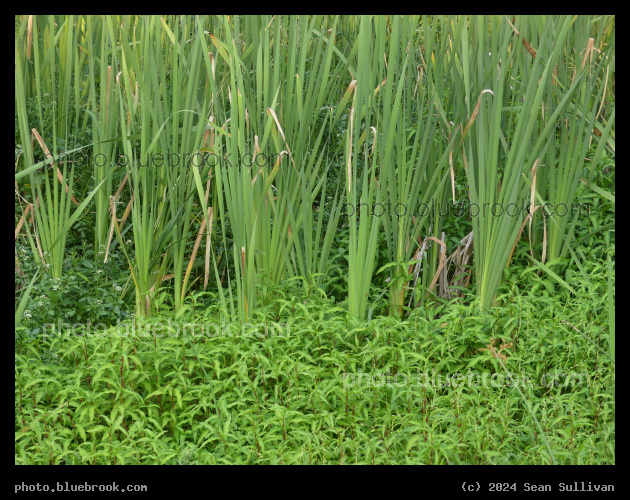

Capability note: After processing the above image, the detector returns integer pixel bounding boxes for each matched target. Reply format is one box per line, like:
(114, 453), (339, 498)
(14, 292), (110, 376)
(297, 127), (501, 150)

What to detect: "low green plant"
(15, 261), (614, 464)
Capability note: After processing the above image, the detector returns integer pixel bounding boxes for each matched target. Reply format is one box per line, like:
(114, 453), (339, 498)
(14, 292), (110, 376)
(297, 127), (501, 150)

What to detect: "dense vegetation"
(15, 15), (614, 464)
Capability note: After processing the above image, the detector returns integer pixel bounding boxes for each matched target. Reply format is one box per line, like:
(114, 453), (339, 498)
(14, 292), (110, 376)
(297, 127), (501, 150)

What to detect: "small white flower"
(96, 269), (103, 274)
(23, 310), (32, 318)
(52, 353), (58, 359)
(53, 285), (60, 291)
(114, 285), (123, 292)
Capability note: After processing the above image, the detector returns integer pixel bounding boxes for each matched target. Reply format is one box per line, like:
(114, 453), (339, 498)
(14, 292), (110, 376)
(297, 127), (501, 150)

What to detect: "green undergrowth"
(15, 262), (614, 465)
